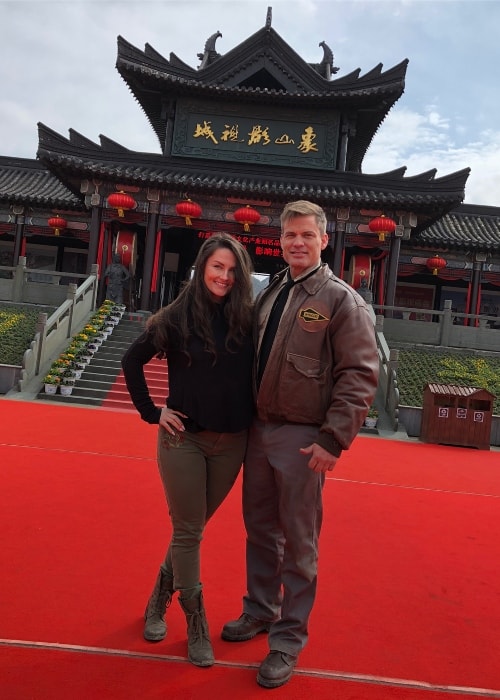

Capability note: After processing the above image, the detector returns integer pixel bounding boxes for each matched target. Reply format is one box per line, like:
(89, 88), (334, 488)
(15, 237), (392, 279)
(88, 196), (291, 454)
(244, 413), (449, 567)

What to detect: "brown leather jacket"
(255, 264), (379, 457)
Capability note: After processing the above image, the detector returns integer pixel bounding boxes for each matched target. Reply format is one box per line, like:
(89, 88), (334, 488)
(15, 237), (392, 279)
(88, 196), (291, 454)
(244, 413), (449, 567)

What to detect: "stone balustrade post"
(35, 312), (48, 375)
(67, 283), (77, 337)
(91, 264), (99, 310)
(440, 299), (453, 346)
(12, 256), (27, 303)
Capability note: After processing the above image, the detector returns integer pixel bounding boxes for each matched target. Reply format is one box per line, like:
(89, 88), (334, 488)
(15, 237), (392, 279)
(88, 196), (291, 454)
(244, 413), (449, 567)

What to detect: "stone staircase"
(38, 312), (169, 411)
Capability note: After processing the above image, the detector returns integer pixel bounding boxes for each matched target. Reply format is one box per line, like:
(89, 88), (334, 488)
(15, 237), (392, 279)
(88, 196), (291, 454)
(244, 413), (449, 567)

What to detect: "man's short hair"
(280, 200), (327, 235)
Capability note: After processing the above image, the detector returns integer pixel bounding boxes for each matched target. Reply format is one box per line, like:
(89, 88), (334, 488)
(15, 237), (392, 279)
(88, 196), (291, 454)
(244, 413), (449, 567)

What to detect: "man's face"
(280, 214), (328, 278)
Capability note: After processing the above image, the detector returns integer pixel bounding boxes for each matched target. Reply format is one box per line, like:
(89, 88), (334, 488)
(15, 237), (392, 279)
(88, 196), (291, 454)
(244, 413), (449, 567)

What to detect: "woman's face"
(203, 247), (237, 302)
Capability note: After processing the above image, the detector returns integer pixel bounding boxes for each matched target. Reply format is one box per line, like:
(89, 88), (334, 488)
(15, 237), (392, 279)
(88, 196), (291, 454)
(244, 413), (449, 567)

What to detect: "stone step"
(38, 315), (167, 409)
(111, 375), (168, 390)
(75, 360), (166, 386)
(104, 386), (167, 404)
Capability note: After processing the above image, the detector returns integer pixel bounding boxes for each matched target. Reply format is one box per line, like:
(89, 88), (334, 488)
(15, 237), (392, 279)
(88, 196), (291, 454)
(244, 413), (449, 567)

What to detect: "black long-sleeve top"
(121, 306), (254, 433)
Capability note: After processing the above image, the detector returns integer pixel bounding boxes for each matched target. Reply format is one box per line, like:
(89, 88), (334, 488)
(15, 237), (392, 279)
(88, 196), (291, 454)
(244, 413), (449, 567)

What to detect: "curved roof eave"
(116, 32), (407, 95)
(0, 154), (83, 209)
(36, 124), (469, 216)
(117, 62), (406, 157)
(115, 18), (410, 160)
(116, 55), (407, 103)
(116, 30), (407, 151)
(414, 205), (500, 251)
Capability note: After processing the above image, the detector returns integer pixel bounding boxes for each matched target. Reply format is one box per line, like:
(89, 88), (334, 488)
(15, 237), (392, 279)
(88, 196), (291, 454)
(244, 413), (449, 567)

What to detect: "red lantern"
(107, 191), (136, 218)
(426, 255), (447, 275)
(175, 198), (202, 226)
(47, 216), (67, 236)
(368, 215), (397, 242)
(233, 205), (261, 232)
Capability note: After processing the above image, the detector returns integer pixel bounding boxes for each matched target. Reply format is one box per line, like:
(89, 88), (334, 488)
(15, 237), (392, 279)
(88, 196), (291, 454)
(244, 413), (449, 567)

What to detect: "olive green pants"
(156, 426), (247, 597)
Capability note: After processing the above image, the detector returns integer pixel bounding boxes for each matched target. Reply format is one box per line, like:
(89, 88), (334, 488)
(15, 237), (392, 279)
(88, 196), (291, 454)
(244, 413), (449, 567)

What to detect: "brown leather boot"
(178, 592), (215, 667)
(143, 568), (174, 641)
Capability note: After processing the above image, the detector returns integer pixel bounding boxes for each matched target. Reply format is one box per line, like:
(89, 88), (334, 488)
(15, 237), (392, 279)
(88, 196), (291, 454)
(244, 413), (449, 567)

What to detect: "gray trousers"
(156, 426), (247, 596)
(242, 419), (325, 655)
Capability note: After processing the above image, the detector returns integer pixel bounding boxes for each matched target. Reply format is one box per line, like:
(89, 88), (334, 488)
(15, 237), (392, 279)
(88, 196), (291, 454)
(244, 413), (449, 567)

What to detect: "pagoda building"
(1, 7), (499, 319)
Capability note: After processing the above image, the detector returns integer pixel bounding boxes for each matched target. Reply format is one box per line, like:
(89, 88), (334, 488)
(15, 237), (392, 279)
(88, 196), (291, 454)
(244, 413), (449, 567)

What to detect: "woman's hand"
(159, 407), (187, 435)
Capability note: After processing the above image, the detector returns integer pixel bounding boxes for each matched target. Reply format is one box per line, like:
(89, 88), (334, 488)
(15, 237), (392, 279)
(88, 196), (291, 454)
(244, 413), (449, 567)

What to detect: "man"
(221, 200), (379, 689)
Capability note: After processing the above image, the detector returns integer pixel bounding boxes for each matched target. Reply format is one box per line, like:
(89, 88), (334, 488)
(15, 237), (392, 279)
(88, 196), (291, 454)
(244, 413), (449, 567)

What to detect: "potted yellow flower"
(42, 373), (61, 394)
(50, 357), (72, 375)
(364, 406), (379, 428)
(60, 368), (76, 396)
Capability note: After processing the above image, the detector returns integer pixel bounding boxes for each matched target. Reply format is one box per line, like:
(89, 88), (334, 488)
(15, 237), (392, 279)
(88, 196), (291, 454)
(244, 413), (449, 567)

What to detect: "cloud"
(1, 0), (499, 209)
(364, 108), (500, 206)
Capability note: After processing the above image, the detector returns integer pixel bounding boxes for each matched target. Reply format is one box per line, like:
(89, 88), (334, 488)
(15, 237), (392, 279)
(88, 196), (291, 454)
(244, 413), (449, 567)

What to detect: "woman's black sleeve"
(121, 331), (163, 424)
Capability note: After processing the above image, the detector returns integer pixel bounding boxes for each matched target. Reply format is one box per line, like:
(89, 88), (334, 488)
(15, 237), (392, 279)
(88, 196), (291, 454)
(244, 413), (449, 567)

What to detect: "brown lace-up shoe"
(178, 593), (214, 667)
(221, 612), (271, 641)
(257, 651), (298, 688)
(143, 568), (174, 642)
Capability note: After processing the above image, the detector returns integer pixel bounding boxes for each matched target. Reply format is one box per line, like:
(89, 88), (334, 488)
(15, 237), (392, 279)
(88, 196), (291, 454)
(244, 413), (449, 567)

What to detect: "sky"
(1, 0), (499, 207)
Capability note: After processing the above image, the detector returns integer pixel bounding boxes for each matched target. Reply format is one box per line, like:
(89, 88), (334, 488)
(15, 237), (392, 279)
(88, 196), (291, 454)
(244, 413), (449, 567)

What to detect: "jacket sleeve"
(121, 331), (163, 424)
(316, 301), (379, 456)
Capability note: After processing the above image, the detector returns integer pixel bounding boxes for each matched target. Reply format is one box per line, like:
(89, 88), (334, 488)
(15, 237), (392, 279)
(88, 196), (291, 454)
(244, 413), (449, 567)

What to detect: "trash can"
(420, 383), (494, 450)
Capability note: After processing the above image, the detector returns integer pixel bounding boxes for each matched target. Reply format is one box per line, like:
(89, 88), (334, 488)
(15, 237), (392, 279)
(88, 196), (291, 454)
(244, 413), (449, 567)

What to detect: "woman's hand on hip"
(159, 407), (187, 435)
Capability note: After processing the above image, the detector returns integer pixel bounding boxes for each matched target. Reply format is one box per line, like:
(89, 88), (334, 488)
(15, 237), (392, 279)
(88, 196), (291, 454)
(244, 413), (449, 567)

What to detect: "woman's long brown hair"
(146, 233), (254, 361)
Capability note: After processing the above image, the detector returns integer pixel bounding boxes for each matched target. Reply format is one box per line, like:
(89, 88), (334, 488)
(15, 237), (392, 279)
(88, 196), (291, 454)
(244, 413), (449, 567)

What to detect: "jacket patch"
(297, 304), (330, 332)
(299, 307), (327, 322)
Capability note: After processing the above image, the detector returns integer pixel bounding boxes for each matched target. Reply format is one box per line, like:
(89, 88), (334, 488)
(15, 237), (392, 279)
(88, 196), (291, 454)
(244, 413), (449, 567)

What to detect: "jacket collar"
(296, 263), (333, 295)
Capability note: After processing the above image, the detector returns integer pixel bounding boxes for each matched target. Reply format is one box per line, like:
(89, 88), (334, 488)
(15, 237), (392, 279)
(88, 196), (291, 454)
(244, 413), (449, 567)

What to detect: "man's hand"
(299, 443), (338, 473)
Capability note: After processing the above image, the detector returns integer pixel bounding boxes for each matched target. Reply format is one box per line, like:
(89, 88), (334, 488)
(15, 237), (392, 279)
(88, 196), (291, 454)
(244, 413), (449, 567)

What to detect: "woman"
(121, 233), (254, 667)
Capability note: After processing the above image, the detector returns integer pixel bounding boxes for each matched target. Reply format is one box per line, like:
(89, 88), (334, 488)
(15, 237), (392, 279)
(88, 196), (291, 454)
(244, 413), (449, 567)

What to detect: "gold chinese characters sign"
(172, 99), (339, 170)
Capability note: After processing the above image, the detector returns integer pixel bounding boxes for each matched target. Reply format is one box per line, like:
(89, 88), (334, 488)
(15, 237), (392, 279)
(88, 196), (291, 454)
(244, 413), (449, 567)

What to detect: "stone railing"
(373, 300), (500, 353)
(364, 303), (400, 432)
(17, 266), (99, 392)
(0, 256), (93, 306)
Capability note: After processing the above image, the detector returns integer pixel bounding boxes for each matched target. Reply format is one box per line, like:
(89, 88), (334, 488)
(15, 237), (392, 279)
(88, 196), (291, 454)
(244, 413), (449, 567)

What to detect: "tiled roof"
(0, 156), (82, 208)
(3, 139), (494, 254)
(115, 29), (408, 168)
(416, 204), (500, 251)
(36, 124), (469, 217)
(116, 31), (408, 98)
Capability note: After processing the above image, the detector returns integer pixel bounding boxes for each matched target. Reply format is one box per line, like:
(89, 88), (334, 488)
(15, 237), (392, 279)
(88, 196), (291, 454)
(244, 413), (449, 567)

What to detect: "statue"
(104, 253), (130, 305)
(357, 277), (373, 305)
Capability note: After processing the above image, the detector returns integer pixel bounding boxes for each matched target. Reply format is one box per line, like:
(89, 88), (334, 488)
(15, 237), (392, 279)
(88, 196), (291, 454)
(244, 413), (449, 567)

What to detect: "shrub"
(397, 350), (500, 414)
(0, 304), (56, 365)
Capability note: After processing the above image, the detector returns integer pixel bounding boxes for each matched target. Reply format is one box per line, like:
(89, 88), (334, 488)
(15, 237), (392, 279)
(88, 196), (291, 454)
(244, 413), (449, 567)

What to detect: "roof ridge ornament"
(311, 41), (339, 80)
(265, 6), (272, 29)
(197, 31), (222, 69)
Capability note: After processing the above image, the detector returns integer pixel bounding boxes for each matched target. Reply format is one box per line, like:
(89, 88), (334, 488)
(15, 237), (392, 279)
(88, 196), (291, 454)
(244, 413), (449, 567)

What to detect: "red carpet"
(1, 398), (499, 699)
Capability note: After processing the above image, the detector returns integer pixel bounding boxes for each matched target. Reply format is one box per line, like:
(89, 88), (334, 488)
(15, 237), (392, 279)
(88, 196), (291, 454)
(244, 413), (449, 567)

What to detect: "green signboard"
(171, 98), (339, 170)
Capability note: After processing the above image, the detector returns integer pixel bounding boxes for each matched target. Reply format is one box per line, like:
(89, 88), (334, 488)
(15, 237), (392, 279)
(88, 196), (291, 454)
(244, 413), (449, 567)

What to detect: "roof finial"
(265, 6), (272, 29)
(313, 41), (340, 79)
(197, 31), (222, 69)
